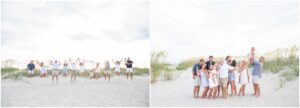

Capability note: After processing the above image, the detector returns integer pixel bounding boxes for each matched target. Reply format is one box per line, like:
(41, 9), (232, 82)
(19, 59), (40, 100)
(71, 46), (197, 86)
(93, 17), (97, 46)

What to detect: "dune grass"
(151, 51), (173, 83)
(263, 45), (299, 83)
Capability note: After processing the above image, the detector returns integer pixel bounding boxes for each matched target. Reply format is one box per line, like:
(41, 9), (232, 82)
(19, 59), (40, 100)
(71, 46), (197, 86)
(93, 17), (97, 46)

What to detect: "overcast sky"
(150, 0), (299, 63)
(1, 0), (149, 68)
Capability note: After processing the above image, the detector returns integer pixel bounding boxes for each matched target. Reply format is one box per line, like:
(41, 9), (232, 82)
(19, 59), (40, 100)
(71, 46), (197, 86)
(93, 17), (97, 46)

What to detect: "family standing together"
(26, 57), (134, 84)
(192, 47), (264, 99)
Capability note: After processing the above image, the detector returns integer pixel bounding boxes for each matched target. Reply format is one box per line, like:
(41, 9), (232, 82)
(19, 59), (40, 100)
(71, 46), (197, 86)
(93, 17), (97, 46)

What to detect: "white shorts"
(193, 77), (201, 86)
(115, 67), (121, 72)
(104, 70), (110, 74)
(28, 70), (34, 74)
(126, 68), (133, 73)
(52, 70), (59, 75)
(252, 75), (260, 84)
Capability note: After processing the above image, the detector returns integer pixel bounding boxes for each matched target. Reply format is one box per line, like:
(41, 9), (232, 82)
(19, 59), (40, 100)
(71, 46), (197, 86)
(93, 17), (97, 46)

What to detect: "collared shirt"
(192, 63), (201, 76)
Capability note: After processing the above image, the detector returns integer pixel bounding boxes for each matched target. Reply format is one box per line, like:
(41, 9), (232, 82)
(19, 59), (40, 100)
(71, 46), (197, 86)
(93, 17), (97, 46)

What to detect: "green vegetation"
(151, 51), (173, 83)
(263, 45), (299, 82)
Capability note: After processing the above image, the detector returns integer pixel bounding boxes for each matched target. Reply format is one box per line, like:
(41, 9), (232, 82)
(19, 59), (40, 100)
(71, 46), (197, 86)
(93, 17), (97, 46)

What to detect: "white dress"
(240, 69), (248, 85)
(80, 66), (85, 73)
(208, 73), (215, 88)
(95, 67), (101, 73)
(200, 70), (209, 88)
(114, 65), (121, 72)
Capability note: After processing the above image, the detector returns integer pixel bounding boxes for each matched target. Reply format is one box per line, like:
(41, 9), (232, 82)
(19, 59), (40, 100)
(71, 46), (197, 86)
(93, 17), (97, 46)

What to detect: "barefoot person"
(250, 56), (264, 97)
(112, 58), (122, 76)
(104, 61), (111, 82)
(35, 60), (47, 78)
(69, 58), (79, 83)
(192, 59), (202, 98)
(198, 59), (209, 98)
(208, 65), (218, 99)
(63, 60), (68, 77)
(78, 58), (86, 76)
(219, 56), (234, 99)
(27, 60), (35, 78)
(125, 57), (134, 80)
(228, 59), (237, 96)
(50, 60), (61, 84)
(238, 60), (249, 96)
(94, 62), (101, 79)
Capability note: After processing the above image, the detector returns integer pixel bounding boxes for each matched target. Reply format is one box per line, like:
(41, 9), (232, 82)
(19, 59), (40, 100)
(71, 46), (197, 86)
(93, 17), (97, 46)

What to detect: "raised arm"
(120, 58), (123, 63)
(111, 59), (116, 65)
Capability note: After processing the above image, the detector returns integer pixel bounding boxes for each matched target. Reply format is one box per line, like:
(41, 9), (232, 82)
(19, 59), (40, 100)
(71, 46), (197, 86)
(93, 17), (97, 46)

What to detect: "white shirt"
(71, 64), (77, 70)
(219, 60), (233, 78)
(52, 63), (60, 70)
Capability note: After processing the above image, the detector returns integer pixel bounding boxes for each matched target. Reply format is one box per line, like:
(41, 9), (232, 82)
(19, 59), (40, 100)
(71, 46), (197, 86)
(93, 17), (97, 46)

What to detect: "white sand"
(151, 69), (299, 107)
(2, 75), (149, 107)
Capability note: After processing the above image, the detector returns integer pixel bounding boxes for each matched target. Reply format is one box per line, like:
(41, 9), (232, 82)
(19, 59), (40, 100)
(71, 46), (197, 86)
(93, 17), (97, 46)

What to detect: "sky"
(1, 0), (149, 68)
(150, 0), (299, 63)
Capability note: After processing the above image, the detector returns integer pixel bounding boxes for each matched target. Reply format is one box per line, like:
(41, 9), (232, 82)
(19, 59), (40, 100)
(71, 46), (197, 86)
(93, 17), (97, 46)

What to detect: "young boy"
(27, 60), (35, 78)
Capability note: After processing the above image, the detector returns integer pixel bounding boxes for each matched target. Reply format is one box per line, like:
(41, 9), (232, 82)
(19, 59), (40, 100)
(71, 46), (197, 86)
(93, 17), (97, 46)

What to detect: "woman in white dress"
(238, 60), (250, 96)
(208, 65), (218, 99)
(198, 59), (209, 98)
(112, 58), (122, 76)
(79, 58), (85, 76)
(94, 62), (101, 79)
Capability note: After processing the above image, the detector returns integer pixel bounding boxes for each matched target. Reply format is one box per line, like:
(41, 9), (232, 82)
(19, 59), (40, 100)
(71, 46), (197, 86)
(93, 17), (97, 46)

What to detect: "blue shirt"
(27, 63), (35, 70)
(252, 60), (262, 78)
(192, 63), (201, 76)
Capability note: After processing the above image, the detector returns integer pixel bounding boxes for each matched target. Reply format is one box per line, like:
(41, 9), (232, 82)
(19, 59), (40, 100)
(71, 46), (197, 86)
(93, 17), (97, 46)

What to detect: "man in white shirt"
(51, 60), (61, 84)
(218, 56), (234, 99)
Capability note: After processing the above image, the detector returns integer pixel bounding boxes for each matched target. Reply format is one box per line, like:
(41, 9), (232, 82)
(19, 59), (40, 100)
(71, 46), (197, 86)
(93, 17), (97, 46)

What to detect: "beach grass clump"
(151, 51), (172, 83)
(263, 45), (299, 79)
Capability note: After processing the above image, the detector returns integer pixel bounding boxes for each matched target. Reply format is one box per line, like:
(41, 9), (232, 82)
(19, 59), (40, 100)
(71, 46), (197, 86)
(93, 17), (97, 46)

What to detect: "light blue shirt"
(252, 60), (262, 78)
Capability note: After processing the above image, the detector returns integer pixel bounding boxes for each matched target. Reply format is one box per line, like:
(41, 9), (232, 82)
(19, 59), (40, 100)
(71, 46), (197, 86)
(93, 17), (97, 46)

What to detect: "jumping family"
(26, 57), (134, 84)
(192, 47), (264, 99)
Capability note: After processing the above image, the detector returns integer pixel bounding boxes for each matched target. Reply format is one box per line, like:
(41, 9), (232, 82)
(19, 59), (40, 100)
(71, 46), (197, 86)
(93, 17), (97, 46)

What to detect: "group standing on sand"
(26, 57), (134, 84)
(192, 47), (264, 99)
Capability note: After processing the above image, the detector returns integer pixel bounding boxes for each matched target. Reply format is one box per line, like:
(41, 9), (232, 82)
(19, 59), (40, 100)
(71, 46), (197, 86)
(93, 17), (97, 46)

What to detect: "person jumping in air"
(104, 61), (111, 82)
(27, 60), (35, 78)
(112, 58), (122, 76)
(69, 58), (79, 83)
(125, 57), (134, 80)
(94, 62), (101, 79)
(50, 60), (61, 84)
(63, 60), (68, 77)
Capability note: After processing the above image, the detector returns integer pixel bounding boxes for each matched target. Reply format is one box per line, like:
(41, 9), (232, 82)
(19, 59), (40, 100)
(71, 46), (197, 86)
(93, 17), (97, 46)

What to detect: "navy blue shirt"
(27, 63), (35, 70)
(192, 63), (202, 76)
(205, 60), (215, 70)
(126, 60), (133, 68)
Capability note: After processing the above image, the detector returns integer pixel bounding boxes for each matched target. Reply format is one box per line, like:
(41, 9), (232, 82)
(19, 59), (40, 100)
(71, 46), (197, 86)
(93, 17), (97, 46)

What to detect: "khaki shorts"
(220, 77), (228, 87)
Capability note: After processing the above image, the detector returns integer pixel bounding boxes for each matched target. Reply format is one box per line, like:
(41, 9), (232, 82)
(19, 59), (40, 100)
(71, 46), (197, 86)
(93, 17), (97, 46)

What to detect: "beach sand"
(2, 75), (149, 107)
(151, 69), (299, 107)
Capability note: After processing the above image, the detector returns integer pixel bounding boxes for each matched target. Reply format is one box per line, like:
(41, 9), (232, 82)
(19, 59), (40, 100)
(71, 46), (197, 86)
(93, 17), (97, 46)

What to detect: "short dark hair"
(209, 56), (213, 58)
